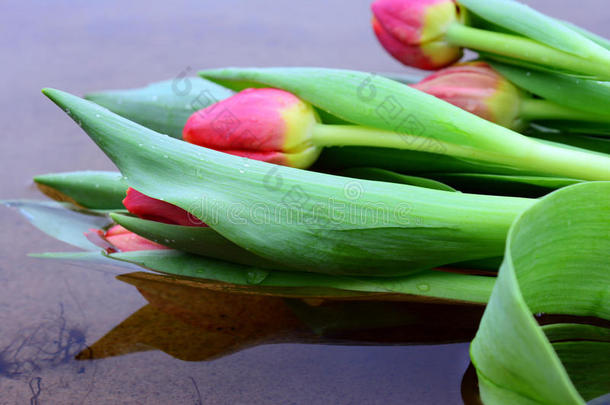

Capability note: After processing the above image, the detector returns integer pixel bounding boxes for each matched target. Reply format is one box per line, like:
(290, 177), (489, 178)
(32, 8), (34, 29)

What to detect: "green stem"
(520, 99), (610, 123)
(312, 124), (460, 154)
(445, 23), (610, 80)
(311, 123), (610, 181)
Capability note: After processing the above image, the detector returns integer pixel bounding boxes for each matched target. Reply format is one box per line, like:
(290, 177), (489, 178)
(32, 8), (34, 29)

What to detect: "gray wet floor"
(1, 1), (608, 403)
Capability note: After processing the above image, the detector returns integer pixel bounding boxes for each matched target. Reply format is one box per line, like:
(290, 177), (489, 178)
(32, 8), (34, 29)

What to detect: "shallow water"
(1, 1), (607, 403)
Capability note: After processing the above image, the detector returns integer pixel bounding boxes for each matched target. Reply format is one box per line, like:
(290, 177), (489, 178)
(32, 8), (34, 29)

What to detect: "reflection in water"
(77, 271), (484, 362)
(0, 303), (97, 403)
(0, 303), (89, 378)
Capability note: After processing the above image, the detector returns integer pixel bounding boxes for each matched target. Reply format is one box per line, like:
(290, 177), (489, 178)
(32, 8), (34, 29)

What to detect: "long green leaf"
(470, 181), (610, 404)
(458, 0), (610, 61)
(34, 171), (127, 209)
(338, 167), (457, 192)
(109, 250), (494, 304)
(558, 20), (610, 51)
(109, 213), (289, 270)
(85, 78), (234, 138)
(478, 51), (600, 80)
(33, 248), (494, 304)
(551, 341), (610, 401)
(41, 88), (535, 276)
(426, 173), (581, 198)
(491, 62), (610, 117)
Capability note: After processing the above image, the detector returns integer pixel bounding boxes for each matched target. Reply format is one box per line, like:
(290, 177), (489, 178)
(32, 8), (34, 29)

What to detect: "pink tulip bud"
(85, 225), (169, 253)
(411, 61), (524, 128)
(183, 88), (321, 168)
(123, 188), (207, 227)
(371, 0), (462, 69)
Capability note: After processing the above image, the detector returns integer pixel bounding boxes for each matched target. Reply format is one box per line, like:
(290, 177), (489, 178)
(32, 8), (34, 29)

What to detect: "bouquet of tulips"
(5, 0), (609, 404)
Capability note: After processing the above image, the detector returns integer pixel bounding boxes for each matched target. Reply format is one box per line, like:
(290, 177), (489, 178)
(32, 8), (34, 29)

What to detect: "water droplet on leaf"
(246, 269), (269, 285)
(416, 283), (430, 292)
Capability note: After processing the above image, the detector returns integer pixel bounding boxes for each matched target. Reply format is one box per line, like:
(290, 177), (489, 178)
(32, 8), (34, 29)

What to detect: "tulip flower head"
(123, 187), (207, 227)
(86, 225), (169, 253)
(183, 88), (322, 168)
(371, 0), (462, 69)
(411, 62), (524, 128)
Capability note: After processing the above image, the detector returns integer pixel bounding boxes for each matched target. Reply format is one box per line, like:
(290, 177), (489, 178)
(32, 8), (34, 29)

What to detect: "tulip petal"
(123, 188), (207, 227)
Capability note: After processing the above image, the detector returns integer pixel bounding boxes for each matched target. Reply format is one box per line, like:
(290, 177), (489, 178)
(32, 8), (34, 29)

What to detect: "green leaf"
(470, 181), (610, 404)
(551, 341), (610, 401)
(338, 167), (457, 192)
(109, 213), (290, 270)
(426, 173), (581, 198)
(458, 0), (610, 61)
(479, 52), (600, 80)
(33, 247), (494, 303)
(30, 251), (114, 263)
(2, 200), (111, 250)
(85, 78), (234, 138)
(41, 87), (536, 276)
(559, 20), (610, 51)
(491, 62), (610, 117)
(34, 171), (127, 209)
(108, 250), (494, 304)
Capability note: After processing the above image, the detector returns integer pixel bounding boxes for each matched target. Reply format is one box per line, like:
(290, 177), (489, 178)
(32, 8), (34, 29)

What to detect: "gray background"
(1, 1), (608, 404)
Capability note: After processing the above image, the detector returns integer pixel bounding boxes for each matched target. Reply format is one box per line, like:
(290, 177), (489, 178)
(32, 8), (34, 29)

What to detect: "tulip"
(86, 225), (169, 253)
(123, 187), (207, 227)
(183, 88), (322, 168)
(371, 0), (610, 79)
(371, 0), (462, 70)
(411, 62), (524, 128)
(411, 61), (610, 130)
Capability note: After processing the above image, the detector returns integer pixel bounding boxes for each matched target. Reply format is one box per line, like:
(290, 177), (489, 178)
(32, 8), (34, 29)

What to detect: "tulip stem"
(311, 124), (461, 156)
(311, 123), (610, 180)
(445, 23), (610, 80)
(520, 99), (610, 123)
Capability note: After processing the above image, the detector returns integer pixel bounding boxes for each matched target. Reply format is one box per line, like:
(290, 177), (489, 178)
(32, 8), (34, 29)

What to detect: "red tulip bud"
(371, 0), (462, 69)
(183, 88), (321, 168)
(123, 187), (206, 227)
(411, 62), (524, 128)
(85, 225), (169, 253)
